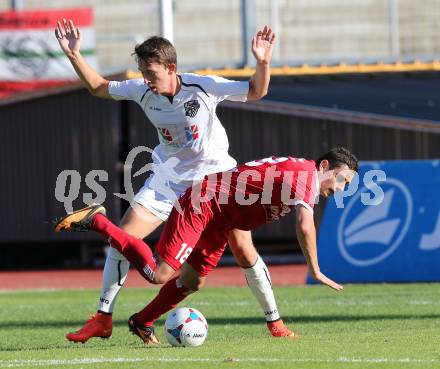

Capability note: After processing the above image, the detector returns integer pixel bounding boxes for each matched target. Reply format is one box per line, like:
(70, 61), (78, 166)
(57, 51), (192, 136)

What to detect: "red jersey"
(159, 156), (319, 274)
(192, 156), (319, 231)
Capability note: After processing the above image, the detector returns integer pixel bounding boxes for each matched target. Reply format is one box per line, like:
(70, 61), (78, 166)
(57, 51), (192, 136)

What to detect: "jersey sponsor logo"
(184, 99), (200, 118)
(158, 127), (174, 143)
(338, 178), (412, 267)
(157, 125), (200, 147)
(149, 106), (162, 111)
(184, 124), (199, 142)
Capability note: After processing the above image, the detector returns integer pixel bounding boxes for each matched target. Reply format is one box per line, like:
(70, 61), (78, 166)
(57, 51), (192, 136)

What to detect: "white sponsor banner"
(0, 28), (96, 80)
(0, 8), (96, 96)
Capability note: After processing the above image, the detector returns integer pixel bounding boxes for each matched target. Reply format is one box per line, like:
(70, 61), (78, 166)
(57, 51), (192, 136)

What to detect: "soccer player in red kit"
(55, 147), (358, 343)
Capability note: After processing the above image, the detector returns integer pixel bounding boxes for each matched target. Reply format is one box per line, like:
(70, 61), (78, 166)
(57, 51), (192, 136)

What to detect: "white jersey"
(109, 73), (249, 183)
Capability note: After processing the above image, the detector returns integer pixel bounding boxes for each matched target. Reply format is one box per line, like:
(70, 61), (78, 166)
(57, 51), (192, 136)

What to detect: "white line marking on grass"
(0, 288), (68, 294)
(0, 357), (438, 367)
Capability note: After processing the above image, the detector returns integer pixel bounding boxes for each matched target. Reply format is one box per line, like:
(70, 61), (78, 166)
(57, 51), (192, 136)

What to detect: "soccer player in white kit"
(55, 18), (292, 342)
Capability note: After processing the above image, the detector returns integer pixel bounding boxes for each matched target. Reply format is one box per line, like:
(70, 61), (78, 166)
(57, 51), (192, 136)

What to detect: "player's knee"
(150, 262), (176, 284)
(184, 282), (202, 292)
(150, 276), (161, 284)
(151, 273), (168, 285)
(233, 249), (258, 267)
(181, 276), (206, 292)
(228, 231), (258, 267)
(150, 268), (173, 284)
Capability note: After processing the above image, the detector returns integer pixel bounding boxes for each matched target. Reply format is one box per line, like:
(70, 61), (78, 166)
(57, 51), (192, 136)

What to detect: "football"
(164, 307), (208, 347)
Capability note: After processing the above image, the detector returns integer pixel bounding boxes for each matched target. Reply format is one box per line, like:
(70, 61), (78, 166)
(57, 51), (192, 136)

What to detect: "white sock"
(98, 246), (130, 313)
(243, 256), (281, 322)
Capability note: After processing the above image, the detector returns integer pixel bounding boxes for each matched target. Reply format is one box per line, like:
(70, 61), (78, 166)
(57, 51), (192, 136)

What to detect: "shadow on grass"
(1, 313), (440, 330)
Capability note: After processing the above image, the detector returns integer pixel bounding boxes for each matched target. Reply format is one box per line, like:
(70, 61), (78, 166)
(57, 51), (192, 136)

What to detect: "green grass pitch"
(0, 283), (439, 369)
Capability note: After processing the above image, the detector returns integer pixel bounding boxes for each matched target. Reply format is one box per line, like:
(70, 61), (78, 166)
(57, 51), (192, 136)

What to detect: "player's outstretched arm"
(55, 18), (111, 99)
(295, 204), (343, 291)
(247, 25), (275, 101)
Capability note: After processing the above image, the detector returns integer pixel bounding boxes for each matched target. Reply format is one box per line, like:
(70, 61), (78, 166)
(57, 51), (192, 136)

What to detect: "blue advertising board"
(309, 160), (440, 283)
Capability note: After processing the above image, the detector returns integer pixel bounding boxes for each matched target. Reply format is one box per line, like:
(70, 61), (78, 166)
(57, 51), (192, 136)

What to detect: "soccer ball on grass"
(164, 307), (208, 347)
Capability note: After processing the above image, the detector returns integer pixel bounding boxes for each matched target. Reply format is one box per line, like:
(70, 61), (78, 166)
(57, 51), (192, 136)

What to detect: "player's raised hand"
(55, 18), (81, 56)
(312, 271), (344, 291)
(251, 25), (276, 65)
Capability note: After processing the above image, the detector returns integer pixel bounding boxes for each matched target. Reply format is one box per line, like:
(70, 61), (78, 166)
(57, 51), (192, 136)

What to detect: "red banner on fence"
(0, 7), (96, 98)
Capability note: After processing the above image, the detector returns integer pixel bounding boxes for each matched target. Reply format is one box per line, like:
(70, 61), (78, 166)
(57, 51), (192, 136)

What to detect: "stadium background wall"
(1, 75), (439, 269)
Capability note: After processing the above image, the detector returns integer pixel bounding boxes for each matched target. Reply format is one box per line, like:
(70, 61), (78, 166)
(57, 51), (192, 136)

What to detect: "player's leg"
(131, 264), (202, 328)
(56, 203), (179, 283)
(59, 202), (165, 342)
(86, 211), (163, 280)
(130, 238), (224, 343)
(99, 203), (162, 312)
(97, 184), (178, 311)
(228, 229), (294, 338)
(128, 223), (227, 344)
(117, 190), (212, 286)
(125, 213), (212, 344)
(128, 265), (199, 344)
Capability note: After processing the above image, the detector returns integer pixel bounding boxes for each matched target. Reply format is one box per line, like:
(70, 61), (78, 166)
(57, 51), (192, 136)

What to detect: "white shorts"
(133, 175), (195, 221)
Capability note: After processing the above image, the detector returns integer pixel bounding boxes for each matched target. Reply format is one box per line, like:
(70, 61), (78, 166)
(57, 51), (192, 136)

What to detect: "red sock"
(136, 277), (190, 327)
(91, 213), (156, 282)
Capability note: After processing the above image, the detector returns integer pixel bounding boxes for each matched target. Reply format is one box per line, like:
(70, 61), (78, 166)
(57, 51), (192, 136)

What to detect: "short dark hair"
(132, 36), (177, 66)
(316, 147), (359, 172)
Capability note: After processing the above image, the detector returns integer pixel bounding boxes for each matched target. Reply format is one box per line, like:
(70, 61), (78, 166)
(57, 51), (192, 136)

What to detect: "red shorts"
(155, 196), (229, 276)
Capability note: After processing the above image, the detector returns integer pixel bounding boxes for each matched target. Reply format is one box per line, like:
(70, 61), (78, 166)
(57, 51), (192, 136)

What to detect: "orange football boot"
(54, 204), (105, 232)
(267, 319), (298, 338)
(66, 312), (112, 343)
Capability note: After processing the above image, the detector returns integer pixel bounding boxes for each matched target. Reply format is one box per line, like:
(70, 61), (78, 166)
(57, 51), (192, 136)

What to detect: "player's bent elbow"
(89, 87), (100, 97)
(247, 76), (268, 101)
(247, 89), (267, 101)
(89, 80), (110, 98)
(259, 88), (268, 98)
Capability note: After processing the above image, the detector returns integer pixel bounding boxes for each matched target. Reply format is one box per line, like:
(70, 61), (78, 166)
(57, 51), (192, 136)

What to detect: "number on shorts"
(175, 243), (193, 264)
